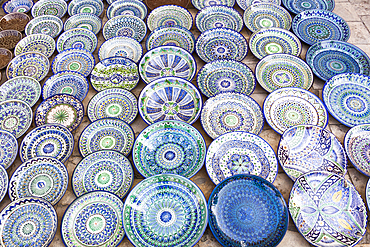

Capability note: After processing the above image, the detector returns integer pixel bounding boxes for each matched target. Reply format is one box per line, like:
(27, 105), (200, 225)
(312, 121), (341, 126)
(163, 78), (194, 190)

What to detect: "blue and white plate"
(2, 0), (32, 14)
(52, 48), (95, 77)
(98, 36), (143, 63)
(282, 0), (334, 14)
(0, 130), (17, 169)
(103, 15), (147, 42)
(0, 165), (7, 202)
(237, 0), (281, 10)
(147, 5), (193, 31)
(56, 28), (97, 53)
(24, 15), (63, 38)
(15, 34), (56, 58)
(0, 100), (32, 138)
(31, 0), (67, 18)
(64, 13), (102, 34)
(68, 0), (103, 16)
(106, 0), (147, 20)
(192, 0), (235, 10)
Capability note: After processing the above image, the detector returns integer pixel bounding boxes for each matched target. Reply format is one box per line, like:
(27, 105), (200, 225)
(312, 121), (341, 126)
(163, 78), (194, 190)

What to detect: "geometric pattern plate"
(56, 28), (97, 53)
(282, 0), (334, 15)
(14, 33), (56, 58)
(0, 99), (32, 138)
(0, 165), (7, 202)
(0, 130), (17, 169)
(31, 0), (67, 18)
(98, 36), (143, 63)
(24, 15), (63, 38)
(67, 0), (104, 17)
(192, 0), (235, 10)
(146, 5), (192, 31)
(64, 13), (102, 35)
(106, 0), (147, 20)
(102, 15), (147, 42)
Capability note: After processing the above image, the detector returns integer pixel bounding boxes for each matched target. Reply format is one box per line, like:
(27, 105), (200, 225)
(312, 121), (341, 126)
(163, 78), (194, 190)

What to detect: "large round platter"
(98, 36), (142, 63)
(61, 191), (125, 247)
(64, 13), (102, 35)
(147, 5), (192, 31)
(192, 0), (235, 10)
(278, 125), (347, 181)
(0, 197), (57, 247)
(6, 51), (49, 81)
(263, 87), (328, 135)
(197, 59), (255, 97)
(146, 25), (195, 53)
(292, 10), (350, 45)
(249, 27), (302, 60)
(289, 171), (366, 246)
(255, 53), (313, 93)
(201, 92), (264, 139)
(282, 0), (334, 14)
(90, 56), (139, 92)
(25, 15), (63, 38)
(15, 34), (56, 58)
(139, 45), (196, 84)
(206, 131), (278, 185)
(73, 150), (133, 199)
(87, 88), (138, 123)
(0, 165), (7, 202)
(107, 0), (147, 20)
(0, 76), (41, 107)
(196, 28), (248, 63)
(42, 71), (89, 101)
(31, 0), (67, 18)
(79, 118), (135, 157)
(209, 174), (288, 247)
(0, 130), (17, 169)
(103, 15), (147, 42)
(68, 0), (104, 16)
(123, 174), (208, 247)
(138, 77), (202, 125)
(56, 28), (97, 53)
(0, 100), (32, 138)
(306, 40), (370, 81)
(52, 48), (95, 77)
(237, 0), (281, 10)
(133, 120), (206, 178)
(34, 94), (84, 132)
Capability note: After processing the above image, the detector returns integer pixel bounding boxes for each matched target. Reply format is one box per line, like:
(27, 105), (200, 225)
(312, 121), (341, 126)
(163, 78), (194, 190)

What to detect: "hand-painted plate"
(0, 165), (7, 202)
(52, 48), (95, 77)
(2, 0), (33, 14)
(0, 130), (17, 169)
(56, 28), (97, 53)
(282, 0), (334, 14)
(106, 0), (147, 20)
(237, 0), (281, 10)
(31, 0), (67, 18)
(195, 6), (243, 32)
(123, 174), (208, 247)
(98, 36), (143, 63)
(263, 87), (328, 135)
(68, 0), (104, 16)
(14, 34), (56, 58)
(103, 15), (147, 42)
(25, 15), (63, 38)
(0, 100), (32, 138)
(147, 5), (192, 31)
(64, 13), (102, 34)
(192, 0), (235, 10)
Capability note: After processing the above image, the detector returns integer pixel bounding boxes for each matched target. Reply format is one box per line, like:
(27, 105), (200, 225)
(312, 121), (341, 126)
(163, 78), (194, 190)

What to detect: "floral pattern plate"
(25, 15), (63, 38)
(0, 165), (7, 202)
(103, 15), (147, 42)
(31, 0), (67, 18)
(98, 36), (143, 63)
(67, 0), (104, 16)
(0, 100), (32, 138)
(64, 13), (102, 34)
(0, 130), (17, 169)
(237, 0), (281, 10)
(147, 5), (192, 31)
(192, 0), (235, 10)
(106, 0), (147, 20)
(282, 0), (334, 14)
(56, 28), (97, 53)
(15, 34), (56, 58)
(52, 48), (95, 77)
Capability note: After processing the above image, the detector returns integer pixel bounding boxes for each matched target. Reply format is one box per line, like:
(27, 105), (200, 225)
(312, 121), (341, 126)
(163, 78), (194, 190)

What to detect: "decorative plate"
(64, 13), (102, 34)
(20, 124), (73, 163)
(146, 25), (195, 53)
(138, 77), (202, 125)
(6, 51), (49, 81)
(79, 118), (135, 157)
(42, 71), (89, 101)
(147, 5), (192, 31)
(196, 28), (248, 63)
(244, 3), (292, 32)
(255, 53), (313, 93)
(68, 0), (104, 16)
(123, 174), (208, 247)
(56, 28), (97, 53)
(0, 197), (57, 247)
(9, 156), (68, 205)
(195, 6), (243, 32)
(249, 27), (302, 60)
(263, 87), (328, 135)
(61, 191), (125, 247)
(197, 59), (255, 97)
(237, 0), (281, 10)
(98, 36), (143, 63)
(52, 48), (95, 77)
(0, 100), (32, 138)
(25, 15), (63, 38)
(206, 131), (278, 185)
(102, 15), (147, 42)
(87, 88), (138, 123)
(0, 130), (17, 169)
(2, 0), (33, 14)
(0, 76), (41, 107)
(15, 34), (55, 58)
(209, 174), (288, 247)
(72, 150), (133, 199)
(31, 0), (67, 18)
(139, 45), (196, 84)
(90, 57), (139, 92)
(192, 0), (235, 10)
(306, 40), (370, 81)
(289, 171), (366, 246)
(201, 92), (264, 139)
(34, 94), (84, 132)
(278, 125), (347, 181)
(0, 165), (7, 202)
(282, 0), (334, 14)
(106, 0), (147, 20)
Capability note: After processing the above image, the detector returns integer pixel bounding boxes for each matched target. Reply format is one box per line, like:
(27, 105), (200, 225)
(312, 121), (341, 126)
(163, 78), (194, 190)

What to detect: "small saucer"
(0, 100), (32, 138)
(25, 15), (63, 38)
(98, 36), (142, 63)
(56, 28), (97, 53)
(52, 48), (95, 77)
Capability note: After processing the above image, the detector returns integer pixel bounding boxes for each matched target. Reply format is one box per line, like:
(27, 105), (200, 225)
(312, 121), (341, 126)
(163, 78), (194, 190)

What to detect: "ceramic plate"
(201, 92), (264, 139)
(139, 45), (196, 84)
(138, 77), (202, 125)
(25, 15), (63, 38)
(2, 0), (33, 14)
(282, 0), (334, 14)
(123, 174), (208, 247)
(263, 87), (328, 135)
(249, 27), (302, 60)
(0, 76), (41, 107)
(61, 191), (124, 247)
(52, 48), (95, 77)
(147, 5), (192, 31)
(20, 124), (74, 163)
(90, 56), (139, 92)
(289, 171), (366, 246)
(209, 174), (288, 247)
(64, 13), (102, 34)
(87, 88), (138, 124)
(15, 34), (55, 58)
(106, 0), (147, 20)
(56, 28), (97, 53)
(42, 71), (89, 101)
(0, 130), (17, 169)
(68, 0), (104, 16)
(306, 40), (370, 81)
(0, 197), (57, 246)
(196, 28), (248, 63)
(34, 94), (84, 132)
(0, 100), (32, 138)
(103, 15), (147, 42)
(255, 53), (313, 93)
(31, 0), (67, 18)
(146, 25), (195, 53)
(0, 165), (7, 202)
(197, 59), (255, 97)
(7, 51), (49, 81)
(79, 118), (135, 157)
(206, 131), (278, 185)
(195, 6), (243, 32)
(192, 0), (235, 10)
(98, 36), (143, 63)
(237, 0), (281, 10)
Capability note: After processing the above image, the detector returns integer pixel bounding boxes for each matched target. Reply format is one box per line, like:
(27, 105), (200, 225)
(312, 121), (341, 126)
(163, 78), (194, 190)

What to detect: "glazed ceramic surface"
(237, 0), (281, 10)
(147, 5), (192, 31)
(98, 36), (142, 63)
(0, 165), (7, 202)
(0, 12), (30, 32)
(195, 6), (243, 32)
(67, 0), (103, 16)
(56, 28), (97, 53)
(15, 34), (55, 58)
(52, 48), (95, 77)
(7, 51), (49, 81)
(106, 0), (147, 20)
(192, 0), (235, 10)
(25, 15), (63, 38)
(0, 100), (32, 138)
(31, 0), (67, 18)
(282, 0), (334, 14)
(64, 13), (102, 35)
(0, 130), (17, 169)
(2, 0), (33, 14)
(103, 15), (147, 42)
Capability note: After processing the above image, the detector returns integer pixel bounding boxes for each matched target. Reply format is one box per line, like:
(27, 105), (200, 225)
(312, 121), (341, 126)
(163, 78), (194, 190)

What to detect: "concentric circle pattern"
(0, 100), (32, 138)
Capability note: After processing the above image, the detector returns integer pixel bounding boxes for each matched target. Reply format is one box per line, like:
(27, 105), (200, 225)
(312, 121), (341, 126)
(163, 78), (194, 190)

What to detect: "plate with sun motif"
(0, 99), (32, 138)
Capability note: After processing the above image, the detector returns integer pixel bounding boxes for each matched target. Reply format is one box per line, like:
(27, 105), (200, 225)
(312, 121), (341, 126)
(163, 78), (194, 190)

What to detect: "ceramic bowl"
(2, 0), (33, 14)
(98, 36), (142, 63)
(31, 0), (67, 18)
(0, 29), (22, 49)
(0, 12), (30, 31)
(0, 48), (12, 70)
(25, 15), (63, 38)
(64, 13), (102, 34)
(106, 0), (147, 20)
(102, 15), (147, 42)
(147, 5), (193, 31)
(68, 0), (104, 16)
(56, 27), (97, 53)
(15, 33), (56, 58)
